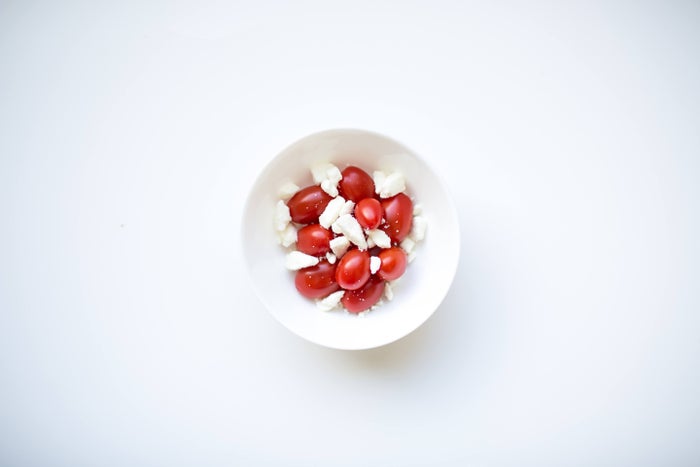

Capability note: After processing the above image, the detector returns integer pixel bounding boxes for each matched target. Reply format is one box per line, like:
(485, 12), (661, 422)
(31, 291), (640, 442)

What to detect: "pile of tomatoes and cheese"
(275, 163), (426, 314)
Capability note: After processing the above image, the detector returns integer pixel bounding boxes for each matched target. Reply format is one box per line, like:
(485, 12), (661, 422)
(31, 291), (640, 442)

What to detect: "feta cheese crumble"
(317, 290), (345, 311)
(370, 256), (381, 274)
(275, 200), (292, 231)
(285, 251), (319, 270)
(332, 214), (367, 250)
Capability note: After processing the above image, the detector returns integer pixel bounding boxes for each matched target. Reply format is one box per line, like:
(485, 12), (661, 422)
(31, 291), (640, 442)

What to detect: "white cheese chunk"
(329, 236), (350, 258)
(317, 290), (345, 311)
(326, 166), (342, 183)
(378, 172), (406, 198)
(412, 203), (423, 216)
(319, 196), (346, 228)
(278, 224), (297, 247)
(373, 170), (386, 195)
(320, 178), (339, 197)
(384, 282), (394, 301)
(367, 229), (391, 249)
(285, 251), (319, 270)
(278, 182), (300, 201)
(339, 200), (355, 216)
(366, 235), (376, 248)
(311, 162), (335, 184)
(408, 251), (417, 263)
(332, 214), (367, 250)
(275, 200), (292, 231)
(370, 256), (381, 274)
(326, 252), (337, 264)
(410, 216), (427, 241)
(400, 237), (416, 254)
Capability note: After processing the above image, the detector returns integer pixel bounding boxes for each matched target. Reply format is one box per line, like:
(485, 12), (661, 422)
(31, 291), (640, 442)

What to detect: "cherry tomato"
(295, 261), (340, 299)
(378, 247), (407, 281)
(380, 193), (413, 242)
(354, 198), (382, 230)
(335, 249), (371, 290)
(341, 276), (386, 313)
(338, 166), (375, 202)
(287, 185), (333, 224)
(296, 224), (333, 256)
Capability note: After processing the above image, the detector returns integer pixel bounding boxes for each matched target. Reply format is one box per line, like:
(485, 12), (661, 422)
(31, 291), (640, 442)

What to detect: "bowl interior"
(242, 129), (459, 350)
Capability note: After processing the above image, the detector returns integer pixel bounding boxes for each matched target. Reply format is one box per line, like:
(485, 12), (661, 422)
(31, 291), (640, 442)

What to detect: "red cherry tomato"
(354, 198), (382, 230)
(335, 249), (371, 290)
(338, 166), (375, 202)
(380, 193), (413, 242)
(295, 261), (340, 299)
(341, 276), (386, 313)
(296, 224), (333, 256)
(287, 185), (333, 224)
(378, 247), (407, 281)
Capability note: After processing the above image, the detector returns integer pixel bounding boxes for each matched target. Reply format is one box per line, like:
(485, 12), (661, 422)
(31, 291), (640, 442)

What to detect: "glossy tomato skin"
(295, 261), (340, 299)
(380, 193), (413, 243)
(287, 185), (333, 224)
(338, 166), (375, 202)
(354, 198), (382, 230)
(296, 224), (333, 256)
(341, 275), (386, 313)
(378, 247), (407, 281)
(335, 249), (371, 290)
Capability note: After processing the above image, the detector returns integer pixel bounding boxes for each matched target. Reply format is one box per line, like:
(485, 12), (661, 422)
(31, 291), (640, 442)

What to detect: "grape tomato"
(287, 185), (333, 224)
(341, 276), (386, 313)
(377, 247), (407, 281)
(354, 198), (382, 230)
(296, 224), (333, 256)
(335, 249), (371, 290)
(380, 193), (413, 242)
(295, 261), (340, 299)
(338, 166), (375, 202)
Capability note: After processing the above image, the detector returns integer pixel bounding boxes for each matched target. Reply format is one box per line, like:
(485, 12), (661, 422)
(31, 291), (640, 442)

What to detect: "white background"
(1, 1), (699, 466)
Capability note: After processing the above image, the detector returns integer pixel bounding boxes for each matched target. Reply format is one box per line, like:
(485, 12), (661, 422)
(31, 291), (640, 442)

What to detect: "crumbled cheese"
(317, 290), (345, 311)
(319, 196), (346, 228)
(275, 200), (291, 231)
(311, 162), (335, 184)
(370, 299), (385, 312)
(285, 251), (319, 270)
(332, 214), (367, 250)
(378, 172), (406, 198)
(400, 237), (416, 254)
(320, 178), (339, 197)
(279, 224), (297, 247)
(339, 200), (355, 216)
(412, 203), (423, 216)
(370, 256), (381, 274)
(326, 252), (337, 264)
(366, 235), (376, 248)
(410, 216), (427, 241)
(329, 236), (350, 258)
(373, 170), (386, 195)
(384, 282), (394, 301)
(326, 166), (342, 183)
(408, 251), (417, 263)
(367, 229), (391, 249)
(278, 182), (300, 200)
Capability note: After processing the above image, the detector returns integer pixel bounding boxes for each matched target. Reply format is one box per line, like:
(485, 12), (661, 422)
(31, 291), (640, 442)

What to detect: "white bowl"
(242, 129), (460, 350)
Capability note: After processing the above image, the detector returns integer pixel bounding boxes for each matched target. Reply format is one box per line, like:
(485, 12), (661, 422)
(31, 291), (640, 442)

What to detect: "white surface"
(1, 1), (699, 466)
(243, 129), (459, 350)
